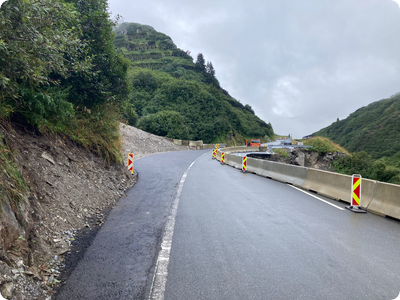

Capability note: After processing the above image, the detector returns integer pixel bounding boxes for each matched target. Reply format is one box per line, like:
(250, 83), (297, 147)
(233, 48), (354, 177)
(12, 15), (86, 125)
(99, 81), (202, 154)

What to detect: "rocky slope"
(0, 123), (187, 299)
(254, 148), (346, 171)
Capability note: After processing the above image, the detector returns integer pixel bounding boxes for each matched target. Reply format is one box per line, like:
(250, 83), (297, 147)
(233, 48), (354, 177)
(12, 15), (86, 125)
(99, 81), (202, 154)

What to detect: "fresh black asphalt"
(55, 149), (208, 300)
(164, 153), (400, 300)
(56, 149), (400, 300)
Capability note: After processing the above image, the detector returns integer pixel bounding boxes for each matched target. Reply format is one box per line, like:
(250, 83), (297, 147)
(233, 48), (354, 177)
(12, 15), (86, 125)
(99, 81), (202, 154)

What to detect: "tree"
(206, 61), (215, 77)
(0, 0), (91, 119)
(205, 61), (218, 86)
(63, 0), (130, 108)
(195, 53), (206, 72)
(137, 110), (190, 139)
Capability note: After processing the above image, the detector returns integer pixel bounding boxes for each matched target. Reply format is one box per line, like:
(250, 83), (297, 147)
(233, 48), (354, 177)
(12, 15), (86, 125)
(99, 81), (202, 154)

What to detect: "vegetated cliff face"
(313, 93), (400, 167)
(113, 22), (274, 143)
(0, 123), (186, 299)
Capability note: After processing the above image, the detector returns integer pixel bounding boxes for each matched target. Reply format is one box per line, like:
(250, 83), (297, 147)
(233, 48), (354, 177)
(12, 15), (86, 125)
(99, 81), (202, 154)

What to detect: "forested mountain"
(113, 22), (274, 143)
(314, 93), (400, 167)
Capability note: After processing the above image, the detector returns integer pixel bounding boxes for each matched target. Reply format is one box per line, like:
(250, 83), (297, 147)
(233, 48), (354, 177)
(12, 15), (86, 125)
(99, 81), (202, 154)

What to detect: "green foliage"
(314, 94), (400, 165)
(0, 0), (91, 115)
(303, 137), (348, 154)
(113, 22), (274, 143)
(138, 111), (190, 140)
(333, 151), (400, 184)
(126, 69), (273, 143)
(195, 53), (206, 72)
(273, 148), (289, 158)
(65, 104), (123, 164)
(0, 0), (129, 164)
(63, 0), (130, 108)
(19, 87), (74, 132)
(0, 130), (29, 210)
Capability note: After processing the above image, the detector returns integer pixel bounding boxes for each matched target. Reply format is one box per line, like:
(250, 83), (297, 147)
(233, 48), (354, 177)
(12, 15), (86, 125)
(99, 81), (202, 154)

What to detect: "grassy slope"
(314, 94), (400, 167)
(113, 22), (274, 144)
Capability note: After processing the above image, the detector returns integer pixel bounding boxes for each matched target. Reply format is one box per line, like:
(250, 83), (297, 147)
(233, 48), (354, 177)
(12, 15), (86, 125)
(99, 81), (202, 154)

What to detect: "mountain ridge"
(113, 22), (274, 144)
(313, 93), (400, 167)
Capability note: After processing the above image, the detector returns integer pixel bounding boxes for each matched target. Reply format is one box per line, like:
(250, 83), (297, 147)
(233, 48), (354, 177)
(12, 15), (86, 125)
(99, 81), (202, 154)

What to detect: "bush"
(137, 110), (190, 140)
(0, 129), (29, 210)
(304, 137), (348, 154)
(333, 151), (400, 183)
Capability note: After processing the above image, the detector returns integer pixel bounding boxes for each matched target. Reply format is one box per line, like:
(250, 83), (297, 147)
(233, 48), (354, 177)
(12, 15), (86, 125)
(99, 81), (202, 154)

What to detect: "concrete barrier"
(173, 139), (182, 146)
(247, 158), (308, 187)
(225, 153), (242, 169)
(189, 141), (197, 147)
(223, 146), (257, 154)
(367, 182), (400, 218)
(216, 146), (400, 220)
(301, 169), (376, 209)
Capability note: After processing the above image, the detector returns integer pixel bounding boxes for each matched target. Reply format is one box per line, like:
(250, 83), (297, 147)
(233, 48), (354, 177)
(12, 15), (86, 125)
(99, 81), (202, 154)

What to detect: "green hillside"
(113, 22), (274, 143)
(314, 93), (400, 167)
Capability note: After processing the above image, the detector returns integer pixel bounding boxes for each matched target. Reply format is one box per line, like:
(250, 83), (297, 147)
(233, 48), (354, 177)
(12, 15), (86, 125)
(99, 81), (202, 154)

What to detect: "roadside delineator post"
(242, 156), (247, 173)
(221, 152), (225, 165)
(128, 153), (134, 174)
(212, 148), (216, 159)
(346, 174), (367, 213)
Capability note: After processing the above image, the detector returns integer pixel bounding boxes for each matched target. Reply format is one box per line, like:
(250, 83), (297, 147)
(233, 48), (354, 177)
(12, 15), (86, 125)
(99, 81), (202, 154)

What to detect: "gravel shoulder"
(119, 123), (188, 162)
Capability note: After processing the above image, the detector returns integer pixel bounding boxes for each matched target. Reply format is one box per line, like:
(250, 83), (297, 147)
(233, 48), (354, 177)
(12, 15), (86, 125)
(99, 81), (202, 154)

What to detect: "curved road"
(57, 149), (400, 300)
(56, 149), (208, 299)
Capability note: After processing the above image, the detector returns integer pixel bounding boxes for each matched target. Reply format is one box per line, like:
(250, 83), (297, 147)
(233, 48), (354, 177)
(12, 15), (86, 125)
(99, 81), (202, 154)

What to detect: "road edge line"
(288, 184), (346, 211)
(148, 152), (206, 300)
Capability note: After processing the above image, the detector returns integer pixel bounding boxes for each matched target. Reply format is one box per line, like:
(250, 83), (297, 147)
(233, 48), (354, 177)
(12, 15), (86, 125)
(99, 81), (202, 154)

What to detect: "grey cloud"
(109, 0), (400, 137)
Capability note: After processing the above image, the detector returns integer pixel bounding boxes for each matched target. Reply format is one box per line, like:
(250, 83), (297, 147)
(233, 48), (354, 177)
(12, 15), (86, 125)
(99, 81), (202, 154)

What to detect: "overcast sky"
(107, 0), (400, 137)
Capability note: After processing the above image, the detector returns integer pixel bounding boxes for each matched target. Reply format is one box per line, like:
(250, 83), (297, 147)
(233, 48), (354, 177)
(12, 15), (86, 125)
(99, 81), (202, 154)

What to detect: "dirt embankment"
(0, 123), (187, 300)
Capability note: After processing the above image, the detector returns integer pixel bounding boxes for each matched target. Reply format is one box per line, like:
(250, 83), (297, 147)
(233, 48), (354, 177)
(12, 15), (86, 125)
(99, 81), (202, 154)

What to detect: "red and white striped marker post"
(242, 156), (247, 172)
(128, 153), (134, 174)
(346, 174), (366, 213)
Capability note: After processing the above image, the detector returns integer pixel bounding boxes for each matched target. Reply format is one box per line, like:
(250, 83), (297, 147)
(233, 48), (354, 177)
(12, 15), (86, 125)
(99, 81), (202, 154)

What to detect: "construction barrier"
(173, 139), (182, 146)
(247, 158), (308, 187)
(302, 169), (352, 203)
(128, 153), (134, 174)
(367, 182), (400, 219)
(242, 156), (247, 172)
(225, 153), (242, 169)
(351, 175), (362, 207)
(221, 152), (225, 164)
(215, 146), (400, 220)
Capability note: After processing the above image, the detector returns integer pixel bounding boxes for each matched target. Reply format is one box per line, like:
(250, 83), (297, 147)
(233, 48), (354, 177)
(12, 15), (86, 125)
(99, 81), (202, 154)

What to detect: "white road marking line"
(288, 185), (345, 211)
(148, 152), (207, 300)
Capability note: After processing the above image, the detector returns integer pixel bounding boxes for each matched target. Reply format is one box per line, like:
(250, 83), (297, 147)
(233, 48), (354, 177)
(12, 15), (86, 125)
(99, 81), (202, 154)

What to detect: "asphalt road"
(56, 149), (400, 300)
(55, 149), (208, 300)
(163, 153), (400, 300)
